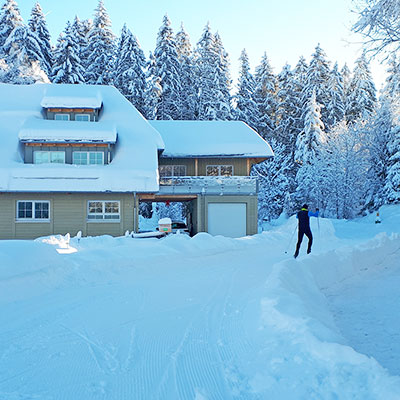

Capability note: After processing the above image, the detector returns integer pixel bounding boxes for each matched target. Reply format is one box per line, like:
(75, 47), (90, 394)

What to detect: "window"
(55, 114), (70, 121)
(34, 151), (65, 164)
(206, 165), (233, 176)
(73, 152), (104, 165)
(87, 201), (120, 221)
(75, 114), (90, 122)
(159, 165), (187, 177)
(17, 201), (50, 221)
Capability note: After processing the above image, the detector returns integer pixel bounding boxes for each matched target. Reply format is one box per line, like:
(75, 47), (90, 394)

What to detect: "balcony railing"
(158, 176), (258, 195)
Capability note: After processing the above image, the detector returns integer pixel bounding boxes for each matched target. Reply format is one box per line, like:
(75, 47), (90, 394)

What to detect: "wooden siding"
(158, 158), (196, 176)
(0, 193), (135, 240)
(159, 157), (249, 176)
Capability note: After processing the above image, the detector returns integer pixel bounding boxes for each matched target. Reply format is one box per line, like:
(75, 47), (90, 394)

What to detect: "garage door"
(207, 203), (247, 238)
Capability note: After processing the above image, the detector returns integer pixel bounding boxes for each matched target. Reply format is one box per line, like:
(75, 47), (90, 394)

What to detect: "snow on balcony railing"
(158, 176), (258, 195)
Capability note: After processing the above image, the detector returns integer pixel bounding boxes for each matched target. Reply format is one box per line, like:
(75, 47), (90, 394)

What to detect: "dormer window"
(34, 151), (65, 164)
(55, 114), (70, 121)
(73, 151), (104, 165)
(75, 114), (90, 122)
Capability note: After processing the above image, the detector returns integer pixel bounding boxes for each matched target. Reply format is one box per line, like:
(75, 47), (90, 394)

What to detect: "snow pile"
(1, 208), (400, 398)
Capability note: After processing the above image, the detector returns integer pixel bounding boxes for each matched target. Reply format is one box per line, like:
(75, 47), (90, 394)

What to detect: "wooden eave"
(46, 108), (96, 113)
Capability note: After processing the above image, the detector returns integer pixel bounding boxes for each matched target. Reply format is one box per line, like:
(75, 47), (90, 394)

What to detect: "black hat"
(302, 204), (308, 209)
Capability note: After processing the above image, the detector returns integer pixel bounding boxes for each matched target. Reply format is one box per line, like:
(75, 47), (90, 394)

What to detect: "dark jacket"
(297, 208), (319, 231)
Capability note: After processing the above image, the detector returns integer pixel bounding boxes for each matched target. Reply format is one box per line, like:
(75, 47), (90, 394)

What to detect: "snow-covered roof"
(149, 120), (274, 158)
(19, 118), (117, 143)
(40, 85), (103, 109)
(0, 83), (165, 193)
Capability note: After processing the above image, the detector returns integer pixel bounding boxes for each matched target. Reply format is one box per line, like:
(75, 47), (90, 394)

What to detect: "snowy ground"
(1, 207), (400, 399)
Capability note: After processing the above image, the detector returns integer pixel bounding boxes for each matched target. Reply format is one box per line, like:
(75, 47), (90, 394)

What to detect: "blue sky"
(17, 0), (386, 89)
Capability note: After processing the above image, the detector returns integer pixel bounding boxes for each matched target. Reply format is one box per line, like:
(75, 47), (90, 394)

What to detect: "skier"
(294, 204), (319, 259)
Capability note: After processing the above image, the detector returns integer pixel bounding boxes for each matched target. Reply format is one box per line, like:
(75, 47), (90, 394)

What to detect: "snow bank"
(254, 231), (400, 399)
(1, 208), (400, 399)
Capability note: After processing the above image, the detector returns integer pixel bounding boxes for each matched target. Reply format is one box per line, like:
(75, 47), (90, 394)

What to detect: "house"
(0, 83), (273, 239)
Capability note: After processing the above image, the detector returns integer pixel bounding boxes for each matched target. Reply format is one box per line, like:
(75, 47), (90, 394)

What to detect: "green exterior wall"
(0, 192), (136, 240)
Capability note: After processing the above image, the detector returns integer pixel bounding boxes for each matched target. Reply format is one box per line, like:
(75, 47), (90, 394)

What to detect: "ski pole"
(285, 225), (297, 254)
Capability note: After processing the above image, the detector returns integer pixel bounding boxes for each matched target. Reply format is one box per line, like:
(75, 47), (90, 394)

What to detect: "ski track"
(3, 224), (400, 399)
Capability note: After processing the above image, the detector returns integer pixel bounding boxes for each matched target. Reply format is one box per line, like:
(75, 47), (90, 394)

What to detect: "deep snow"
(0, 206), (400, 399)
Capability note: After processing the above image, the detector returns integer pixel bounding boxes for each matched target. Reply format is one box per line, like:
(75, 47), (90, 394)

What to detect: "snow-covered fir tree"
(213, 32), (232, 120)
(84, 0), (115, 85)
(175, 23), (196, 120)
(326, 62), (345, 129)
(253, 52), (277, 140)
(385, 123), (400, 203)
(252, 138), (291, 221)
(364, 101), (393, 209)
(114, 24), (147, 115)
(153, 14), (181, 120)
(51, 21), (85, 84)
(0, 0), (23, 57)
(234, 49), (258, 129)
(143, 51), (161, 120)
(341, 63), (351, 121)
(381, 55), (400, 102)
(302, 44), (331, 127)
(71, 16), (90, 71)
(275, 63), (298, 152)
(28, 2), (52, 76)
(295, 89), (326, 206)
(346, 51), (377, 123)
(195, 23), (224, 120)
(3, 23), (48, 83)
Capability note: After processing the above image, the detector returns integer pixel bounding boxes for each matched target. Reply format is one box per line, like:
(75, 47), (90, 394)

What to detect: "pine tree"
(382, 54), (400, 102)
(234, 49), (258, 129)
(341, 63), (351, 121)
(153, 14), (181, 120)
(275, 63), (298, 151)
(114, 25), (147, 115)
(295, 89), (326, 205)
(51, 21), (85, 84)
(326, 62), (345, 129)
(0, 0), (23, 57)
(175, 23), (196, 120)
(213, 32), (232, 119)
(71, 16), (90, 70)
(28, 2), (52, 76)
(252, 138), (290, 221)
(253, 52), (277, 140)
(85, 0), (115, 85)
(365, 101), (392, 209)
(143, 51), (161, 120)
(385, 123), (400, 203)
(195, 23), (222, 120)
(3, 23), (48, 83)
(346, 51), (377, 123)
(302, 44), (331, 126)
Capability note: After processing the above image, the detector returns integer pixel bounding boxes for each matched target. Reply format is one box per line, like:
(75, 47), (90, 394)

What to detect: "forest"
(1, 0), (399, 222)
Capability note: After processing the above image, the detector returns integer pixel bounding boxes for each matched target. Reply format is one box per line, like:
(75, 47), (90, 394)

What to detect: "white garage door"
(207, 203), (247, 238)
